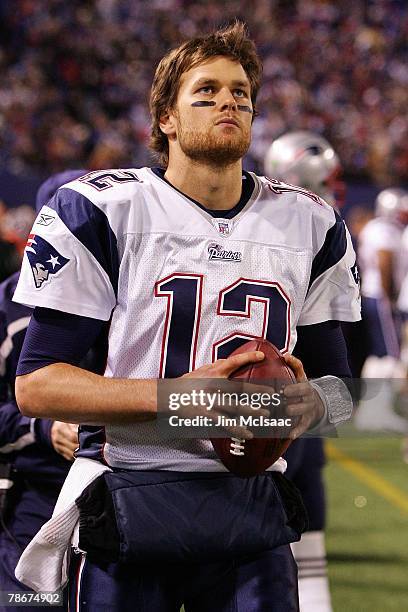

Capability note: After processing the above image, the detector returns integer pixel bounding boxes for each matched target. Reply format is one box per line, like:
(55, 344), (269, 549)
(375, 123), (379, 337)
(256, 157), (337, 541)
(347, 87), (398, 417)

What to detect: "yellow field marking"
(326, 442), (408, 515)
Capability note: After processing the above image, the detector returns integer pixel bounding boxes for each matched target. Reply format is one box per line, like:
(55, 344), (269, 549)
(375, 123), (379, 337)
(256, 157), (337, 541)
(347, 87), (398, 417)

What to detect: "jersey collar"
(150, 167), (256, 219)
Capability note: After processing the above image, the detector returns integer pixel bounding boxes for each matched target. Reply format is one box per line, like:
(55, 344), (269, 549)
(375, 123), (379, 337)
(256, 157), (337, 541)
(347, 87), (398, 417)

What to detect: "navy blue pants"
(284, 439), (326, 532)
(68, 544), (298, 612)
(0, 533), (29, 608)
(0, 483), (67, 611)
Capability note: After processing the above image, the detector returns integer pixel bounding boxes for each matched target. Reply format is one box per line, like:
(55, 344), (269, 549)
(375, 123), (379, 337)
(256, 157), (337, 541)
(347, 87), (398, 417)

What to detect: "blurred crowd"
(0, 0), (407, 185)
(0, 199), (35, 281)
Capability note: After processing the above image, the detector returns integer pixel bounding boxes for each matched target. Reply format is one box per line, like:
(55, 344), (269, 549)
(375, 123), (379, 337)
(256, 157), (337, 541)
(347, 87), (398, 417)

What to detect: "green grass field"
(325, 437), (408, 611)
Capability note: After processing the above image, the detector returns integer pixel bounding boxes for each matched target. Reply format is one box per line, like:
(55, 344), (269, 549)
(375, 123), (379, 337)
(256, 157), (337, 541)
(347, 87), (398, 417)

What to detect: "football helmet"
(264, 131), (343, 208)
(375, 188), (408, 225)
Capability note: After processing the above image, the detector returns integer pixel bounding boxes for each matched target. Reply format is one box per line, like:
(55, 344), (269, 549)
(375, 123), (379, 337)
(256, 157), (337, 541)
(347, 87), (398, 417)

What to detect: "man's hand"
(283, 354), (325, 439)
(180, 351), (268, 439)
(182, 351), (265, 381)
(50, 421), (78, 461)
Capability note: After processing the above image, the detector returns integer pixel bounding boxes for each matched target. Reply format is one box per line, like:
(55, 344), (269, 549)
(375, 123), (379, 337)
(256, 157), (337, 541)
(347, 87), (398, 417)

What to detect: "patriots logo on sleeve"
(25, 234), (70, 289)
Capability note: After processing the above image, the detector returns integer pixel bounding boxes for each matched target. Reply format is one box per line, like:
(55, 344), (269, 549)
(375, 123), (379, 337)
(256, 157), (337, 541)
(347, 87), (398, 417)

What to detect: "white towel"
(15, 457), (112, 592)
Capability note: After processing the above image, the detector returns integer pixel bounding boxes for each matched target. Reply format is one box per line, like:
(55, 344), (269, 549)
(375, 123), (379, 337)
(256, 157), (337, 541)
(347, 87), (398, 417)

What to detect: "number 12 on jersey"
(155, 273), (291, 378)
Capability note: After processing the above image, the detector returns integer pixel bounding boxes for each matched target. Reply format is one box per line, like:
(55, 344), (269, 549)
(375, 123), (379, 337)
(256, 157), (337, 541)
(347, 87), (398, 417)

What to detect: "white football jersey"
(358, 217), (405, 300)
(14, 168), (360, 472)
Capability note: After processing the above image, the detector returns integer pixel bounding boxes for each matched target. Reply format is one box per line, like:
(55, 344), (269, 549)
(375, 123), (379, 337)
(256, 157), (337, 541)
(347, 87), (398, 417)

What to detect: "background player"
(393, 194), (408, 459)
(264, 130), (346, 612)
(13, 24), (358, 611)
(0, 171), (85, 611)
(354, 188), (408, 433)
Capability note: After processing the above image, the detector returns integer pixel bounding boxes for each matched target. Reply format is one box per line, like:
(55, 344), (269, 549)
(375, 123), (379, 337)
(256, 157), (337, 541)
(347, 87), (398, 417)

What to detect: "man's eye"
(198, 86), (214, 94)
(234, 89), (247, 98)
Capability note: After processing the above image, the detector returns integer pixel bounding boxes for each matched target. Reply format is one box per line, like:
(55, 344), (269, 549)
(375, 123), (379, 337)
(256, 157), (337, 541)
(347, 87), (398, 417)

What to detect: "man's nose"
(218, 88), (238, 111)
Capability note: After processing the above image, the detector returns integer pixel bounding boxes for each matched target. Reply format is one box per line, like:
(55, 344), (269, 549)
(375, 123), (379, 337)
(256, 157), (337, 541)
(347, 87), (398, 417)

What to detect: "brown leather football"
(210, 338), (297, 477)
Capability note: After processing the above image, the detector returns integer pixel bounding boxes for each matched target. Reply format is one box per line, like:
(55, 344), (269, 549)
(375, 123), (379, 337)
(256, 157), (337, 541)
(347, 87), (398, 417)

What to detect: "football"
(210, 338), (297, 477)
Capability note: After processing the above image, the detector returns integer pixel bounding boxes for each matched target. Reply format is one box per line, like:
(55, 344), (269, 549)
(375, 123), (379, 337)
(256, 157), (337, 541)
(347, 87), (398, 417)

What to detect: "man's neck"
(164, 156), (243, 211)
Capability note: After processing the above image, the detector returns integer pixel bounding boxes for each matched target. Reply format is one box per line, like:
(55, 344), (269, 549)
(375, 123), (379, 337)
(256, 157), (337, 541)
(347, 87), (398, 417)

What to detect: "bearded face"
(163, 57), (254, 168)
(177, 113), (251, 166)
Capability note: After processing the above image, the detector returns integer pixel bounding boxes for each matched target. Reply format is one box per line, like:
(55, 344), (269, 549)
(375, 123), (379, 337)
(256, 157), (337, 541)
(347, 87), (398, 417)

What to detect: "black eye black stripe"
(191, 101), (253, 113)
(191, 101), (216, 107)
(237, 105), (253, 113)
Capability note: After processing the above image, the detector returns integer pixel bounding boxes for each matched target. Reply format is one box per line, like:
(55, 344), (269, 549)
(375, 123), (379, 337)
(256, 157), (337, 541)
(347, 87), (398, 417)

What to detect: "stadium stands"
(0, 0), (406, 185)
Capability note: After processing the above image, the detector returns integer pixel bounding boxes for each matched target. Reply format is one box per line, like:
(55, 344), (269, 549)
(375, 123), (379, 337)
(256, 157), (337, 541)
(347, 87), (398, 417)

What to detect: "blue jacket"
(0, 271), (70, 486)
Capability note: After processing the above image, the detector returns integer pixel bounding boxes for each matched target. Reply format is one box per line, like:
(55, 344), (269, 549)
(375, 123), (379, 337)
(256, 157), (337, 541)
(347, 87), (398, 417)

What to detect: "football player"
(12, 24), (359, 611)
(354, 188), (408, 433)
(264, 130), (344, 612)
(395, 192), (408, 459)
(391, 189), (408, 370)
(0, 171), (85, 612)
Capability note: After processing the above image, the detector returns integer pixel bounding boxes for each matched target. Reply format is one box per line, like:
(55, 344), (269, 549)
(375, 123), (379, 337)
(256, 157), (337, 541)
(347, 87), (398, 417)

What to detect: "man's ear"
(159, 110), (177, 137)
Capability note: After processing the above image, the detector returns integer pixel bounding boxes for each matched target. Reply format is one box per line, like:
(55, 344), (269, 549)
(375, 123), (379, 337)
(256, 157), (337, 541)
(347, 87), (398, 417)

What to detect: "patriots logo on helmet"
(25, 234), (70, 289)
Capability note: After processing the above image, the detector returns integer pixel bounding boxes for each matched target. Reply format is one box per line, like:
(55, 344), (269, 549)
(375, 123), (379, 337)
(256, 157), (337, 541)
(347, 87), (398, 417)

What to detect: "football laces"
(230, 437), (246, 456)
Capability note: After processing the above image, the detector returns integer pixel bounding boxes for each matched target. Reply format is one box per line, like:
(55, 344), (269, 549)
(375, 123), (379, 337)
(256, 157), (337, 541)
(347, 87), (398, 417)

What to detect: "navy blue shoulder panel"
(308, 210), (347, 290)
(47, 188), (119, 297)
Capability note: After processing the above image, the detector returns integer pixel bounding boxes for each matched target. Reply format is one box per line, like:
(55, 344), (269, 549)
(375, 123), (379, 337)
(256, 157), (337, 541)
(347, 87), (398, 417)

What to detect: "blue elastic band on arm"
(16, 307), (106, 376)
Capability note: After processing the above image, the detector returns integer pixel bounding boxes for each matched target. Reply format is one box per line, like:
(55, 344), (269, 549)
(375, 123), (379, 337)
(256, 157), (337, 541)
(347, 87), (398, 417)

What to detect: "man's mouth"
(215, 118), (239, 127)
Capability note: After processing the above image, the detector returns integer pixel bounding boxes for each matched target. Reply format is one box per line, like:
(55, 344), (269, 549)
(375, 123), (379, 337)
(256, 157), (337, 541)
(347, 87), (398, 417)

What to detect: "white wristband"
(309, 375), (353, 429)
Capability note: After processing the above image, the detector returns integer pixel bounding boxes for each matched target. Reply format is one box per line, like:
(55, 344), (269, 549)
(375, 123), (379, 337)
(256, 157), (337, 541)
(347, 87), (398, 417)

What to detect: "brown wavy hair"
(149, 22), (262, 167)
